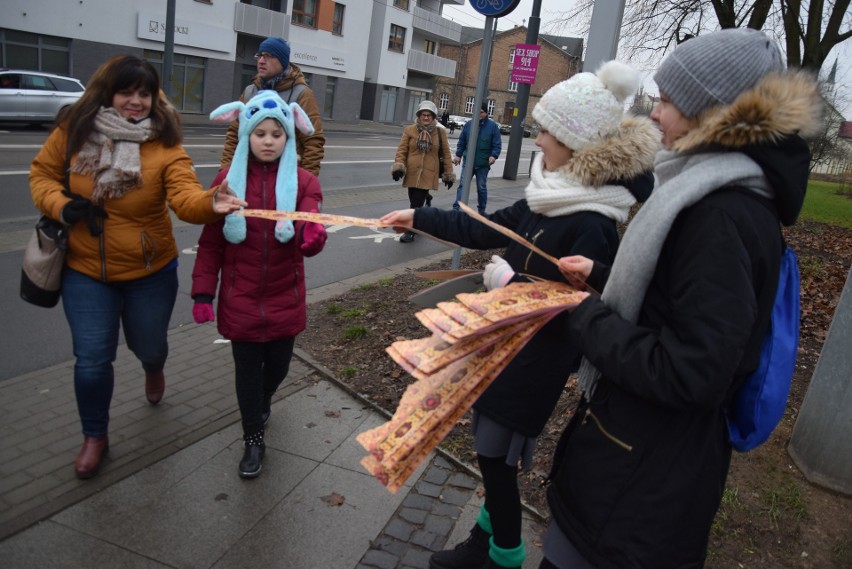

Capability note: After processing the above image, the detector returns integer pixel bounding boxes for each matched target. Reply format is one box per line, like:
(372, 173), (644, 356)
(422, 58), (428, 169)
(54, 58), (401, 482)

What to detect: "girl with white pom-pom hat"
(381, 60), (660, 569)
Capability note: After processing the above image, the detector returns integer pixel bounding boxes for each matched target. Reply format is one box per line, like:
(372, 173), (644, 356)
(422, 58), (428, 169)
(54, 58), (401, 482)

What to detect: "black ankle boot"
(261, 392), (273, 426)
(429, 524), (490, 569)
(239, 431), (265, 479)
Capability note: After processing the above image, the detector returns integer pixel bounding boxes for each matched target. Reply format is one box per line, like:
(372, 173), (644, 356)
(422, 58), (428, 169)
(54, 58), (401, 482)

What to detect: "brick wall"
(435, 26), (580, 125)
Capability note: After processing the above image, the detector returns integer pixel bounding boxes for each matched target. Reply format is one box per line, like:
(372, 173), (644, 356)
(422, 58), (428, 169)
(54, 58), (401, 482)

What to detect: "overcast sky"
(441, 0), (852, 119)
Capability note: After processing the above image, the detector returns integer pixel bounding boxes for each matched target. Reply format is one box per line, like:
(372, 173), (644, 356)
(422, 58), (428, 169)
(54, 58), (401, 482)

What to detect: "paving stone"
(399, 507), (428, 525)
(410, 529), (441, 549)
(414, 480), (442, 498)
(440, 486), (473, 507)
(424, 513), (454, 536)
(422, 465), (449, 485)
(401, 547), (434, 568)
(385, 518), (415, 541)
(360, 548), (399, 569)
(401, 492), (436, 511)
(448, 471), (479, 489)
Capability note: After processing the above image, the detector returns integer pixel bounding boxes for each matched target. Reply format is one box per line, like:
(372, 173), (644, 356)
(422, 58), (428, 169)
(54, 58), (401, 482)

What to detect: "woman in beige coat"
(391, 100), (455, 242)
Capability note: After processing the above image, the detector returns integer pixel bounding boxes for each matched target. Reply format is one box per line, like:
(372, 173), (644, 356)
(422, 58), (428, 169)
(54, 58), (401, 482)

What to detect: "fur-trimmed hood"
(672, 69), (822, 226)
(563, 115), (660, 187)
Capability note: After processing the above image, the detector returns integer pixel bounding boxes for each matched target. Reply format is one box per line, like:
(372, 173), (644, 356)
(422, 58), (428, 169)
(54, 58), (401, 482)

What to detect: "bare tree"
(548, 1), (851, 72)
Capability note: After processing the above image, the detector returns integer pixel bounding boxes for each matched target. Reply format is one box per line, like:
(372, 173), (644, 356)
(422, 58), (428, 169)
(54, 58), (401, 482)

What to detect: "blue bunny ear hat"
(210, 90), (315, 244)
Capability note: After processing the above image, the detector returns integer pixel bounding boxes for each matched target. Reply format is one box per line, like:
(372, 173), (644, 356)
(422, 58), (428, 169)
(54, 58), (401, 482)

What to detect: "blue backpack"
(726, 246), (800, 452)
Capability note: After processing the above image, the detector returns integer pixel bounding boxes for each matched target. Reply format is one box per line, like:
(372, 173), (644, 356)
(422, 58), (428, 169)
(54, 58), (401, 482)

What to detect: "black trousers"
(231, 337), (295, 435)
(407, 187), (430, 209)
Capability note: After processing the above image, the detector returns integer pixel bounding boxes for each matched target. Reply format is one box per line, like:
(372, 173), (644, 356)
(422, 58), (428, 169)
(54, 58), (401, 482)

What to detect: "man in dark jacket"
(542, 29), (822, 569)
(453, 102), (501, 215)
(220, 36), (325, 176)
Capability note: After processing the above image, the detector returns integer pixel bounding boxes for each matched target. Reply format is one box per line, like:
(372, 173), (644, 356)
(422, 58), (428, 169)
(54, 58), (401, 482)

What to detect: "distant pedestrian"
(391, 100), (455, 243)
(192, 90), (327, 479)
(28, 55), (246, 480)
(381, 61), (658, 569)
(453, 102), (501, 215)
(220, 36), (325, 176)
(441, 109), (450, 128)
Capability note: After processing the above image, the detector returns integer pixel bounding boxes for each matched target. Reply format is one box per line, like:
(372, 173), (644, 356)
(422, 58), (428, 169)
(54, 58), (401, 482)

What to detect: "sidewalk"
(0, 176), (548, 567)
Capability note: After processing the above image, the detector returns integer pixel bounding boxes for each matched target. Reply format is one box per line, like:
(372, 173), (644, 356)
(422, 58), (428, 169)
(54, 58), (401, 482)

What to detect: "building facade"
(435, 26), (582, 126)
(1, 0), (463, 123)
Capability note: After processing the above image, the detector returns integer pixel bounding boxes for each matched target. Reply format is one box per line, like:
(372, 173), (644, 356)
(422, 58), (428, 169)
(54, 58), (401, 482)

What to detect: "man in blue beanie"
(220, 36), (325, 176)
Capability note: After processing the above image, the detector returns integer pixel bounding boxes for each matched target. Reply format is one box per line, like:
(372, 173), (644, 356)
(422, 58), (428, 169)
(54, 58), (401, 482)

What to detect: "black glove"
(61, 192), (108, 236)
(392, 170), (403, 182)
(444, 179), (454, 190)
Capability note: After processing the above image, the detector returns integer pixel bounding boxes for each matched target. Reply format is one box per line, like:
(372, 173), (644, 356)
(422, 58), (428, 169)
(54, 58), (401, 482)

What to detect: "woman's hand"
(558, 255), (593, 290)
(212, 179), (248, 214)
(379, 209), (415, 233)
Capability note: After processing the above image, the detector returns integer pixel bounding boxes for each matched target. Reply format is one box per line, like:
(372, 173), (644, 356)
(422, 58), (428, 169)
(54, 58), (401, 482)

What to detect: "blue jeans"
(453, 164), (490, 214)
(62, 267), (179, 436)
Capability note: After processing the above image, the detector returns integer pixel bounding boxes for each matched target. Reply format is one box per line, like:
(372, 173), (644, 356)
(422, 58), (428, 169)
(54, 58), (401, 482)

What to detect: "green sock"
(476, 504), (493, 535)
(488, 537), (526, 568)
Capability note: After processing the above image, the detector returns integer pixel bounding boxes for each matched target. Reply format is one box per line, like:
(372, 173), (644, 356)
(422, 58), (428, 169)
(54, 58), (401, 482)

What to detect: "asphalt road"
(0, 123), (537, 381)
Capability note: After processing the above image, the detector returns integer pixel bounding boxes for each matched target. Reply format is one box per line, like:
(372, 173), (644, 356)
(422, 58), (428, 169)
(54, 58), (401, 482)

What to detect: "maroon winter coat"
(191, 159), (323, 342)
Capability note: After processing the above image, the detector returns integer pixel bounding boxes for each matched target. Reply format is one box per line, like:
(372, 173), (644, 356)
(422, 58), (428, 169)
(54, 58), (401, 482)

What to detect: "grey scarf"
(72, 107), (154, 200)
(576, 150), (772, 396)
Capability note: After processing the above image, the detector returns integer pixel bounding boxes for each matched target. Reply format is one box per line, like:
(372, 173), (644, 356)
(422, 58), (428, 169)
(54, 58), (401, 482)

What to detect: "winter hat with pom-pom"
(532, 60), (640, 151)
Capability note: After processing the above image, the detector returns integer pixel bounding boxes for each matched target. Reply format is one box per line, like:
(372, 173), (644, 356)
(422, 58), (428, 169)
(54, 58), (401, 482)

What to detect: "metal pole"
(582, 0), (626, 72)
(162, 0), (176, 100)
(503, 0), (541, 180)
(451, 16), (496, 269)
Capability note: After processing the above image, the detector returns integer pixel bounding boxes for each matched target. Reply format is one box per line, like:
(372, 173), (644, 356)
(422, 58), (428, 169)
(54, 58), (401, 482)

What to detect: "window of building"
(333, 3), (345, 35)
(324, 77), (336, 118)
(144, 50), (206, 113)
(424, 39), (436, 55)
(0, 29), (72, 75)
(486, 100), (495, 116)
(439, 92), (449, 110)
(292, 0), (318, 29)
(507, 79), (518, 92)
(464, 96), (474, 115)
(509, 47), (515, 64)
(393, 0), (410, 10)
(388, 24), (406, 53)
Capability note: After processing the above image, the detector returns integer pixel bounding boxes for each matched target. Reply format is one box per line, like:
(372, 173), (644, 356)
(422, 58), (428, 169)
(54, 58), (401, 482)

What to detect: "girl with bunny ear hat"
(193, 89), (326, 479)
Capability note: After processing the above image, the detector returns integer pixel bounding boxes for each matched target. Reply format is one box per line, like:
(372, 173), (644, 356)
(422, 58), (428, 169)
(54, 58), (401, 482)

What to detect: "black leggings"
(408, 187), (430, 209)
(478, 453), (522, 549)
(231, 337), (295, 435)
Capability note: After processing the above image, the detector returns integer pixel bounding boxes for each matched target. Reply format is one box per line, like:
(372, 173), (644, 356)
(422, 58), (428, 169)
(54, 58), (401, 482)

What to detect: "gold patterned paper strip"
(357, 318), (551, 493)
(238, 209), (388, 227)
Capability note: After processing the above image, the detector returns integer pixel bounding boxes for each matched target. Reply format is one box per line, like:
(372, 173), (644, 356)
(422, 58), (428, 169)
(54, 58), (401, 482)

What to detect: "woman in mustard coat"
(29, 55), (245, 480)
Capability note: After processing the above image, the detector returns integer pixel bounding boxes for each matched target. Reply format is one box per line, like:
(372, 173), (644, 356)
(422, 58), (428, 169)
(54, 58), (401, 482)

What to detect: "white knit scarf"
(525, 152), (636, 223)
(72, 106), (154, 200)
(576, 149), (772, 397)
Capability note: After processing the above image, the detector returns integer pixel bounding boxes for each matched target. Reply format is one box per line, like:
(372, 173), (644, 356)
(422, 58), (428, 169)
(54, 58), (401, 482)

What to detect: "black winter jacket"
(546, 71), (821, 569)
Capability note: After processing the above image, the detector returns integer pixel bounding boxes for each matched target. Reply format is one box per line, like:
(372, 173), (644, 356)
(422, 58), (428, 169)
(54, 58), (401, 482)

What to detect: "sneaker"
(429, 524), (490, 569)
(400, 231), (416, 243)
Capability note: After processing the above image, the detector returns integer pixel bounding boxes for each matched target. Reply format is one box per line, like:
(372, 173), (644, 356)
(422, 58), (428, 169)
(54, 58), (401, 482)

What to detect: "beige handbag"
(20, 216), (68, 308)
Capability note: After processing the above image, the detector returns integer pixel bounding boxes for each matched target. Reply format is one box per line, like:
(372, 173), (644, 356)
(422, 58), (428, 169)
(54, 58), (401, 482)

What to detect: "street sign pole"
(452, 16), (496, 269)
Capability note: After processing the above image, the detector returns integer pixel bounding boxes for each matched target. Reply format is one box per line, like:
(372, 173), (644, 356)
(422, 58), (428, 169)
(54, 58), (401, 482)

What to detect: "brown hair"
(57, 55), (183, 153)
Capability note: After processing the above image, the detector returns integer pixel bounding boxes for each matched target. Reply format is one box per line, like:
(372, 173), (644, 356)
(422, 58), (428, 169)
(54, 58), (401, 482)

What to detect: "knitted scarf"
(415, 123), (435, 153)
(72, 106), (154, 201)
(525, 152), (636, 223)
(576, 149), (772, 396)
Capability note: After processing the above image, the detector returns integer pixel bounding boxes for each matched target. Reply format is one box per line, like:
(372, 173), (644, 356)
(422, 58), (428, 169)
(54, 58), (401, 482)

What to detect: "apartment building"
(1, 0), (463, 123)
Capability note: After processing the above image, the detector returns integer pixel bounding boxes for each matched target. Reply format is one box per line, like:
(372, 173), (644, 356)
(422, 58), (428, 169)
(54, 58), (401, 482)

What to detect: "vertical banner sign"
(511, 44), (541, 84)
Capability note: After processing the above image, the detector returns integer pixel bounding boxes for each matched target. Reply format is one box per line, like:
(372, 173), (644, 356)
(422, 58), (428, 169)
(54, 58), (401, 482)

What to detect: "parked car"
(499, 123), (532, 137)
(448, 115), (470, 130)
(0, 69), (85, 125)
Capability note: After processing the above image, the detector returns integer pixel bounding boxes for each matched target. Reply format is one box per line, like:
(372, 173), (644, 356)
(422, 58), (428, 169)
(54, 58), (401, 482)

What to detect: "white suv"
(0, 69), (85, 125)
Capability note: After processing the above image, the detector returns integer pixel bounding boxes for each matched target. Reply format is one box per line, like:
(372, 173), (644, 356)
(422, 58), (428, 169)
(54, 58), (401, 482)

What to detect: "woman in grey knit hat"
(541, 28), (822, 569)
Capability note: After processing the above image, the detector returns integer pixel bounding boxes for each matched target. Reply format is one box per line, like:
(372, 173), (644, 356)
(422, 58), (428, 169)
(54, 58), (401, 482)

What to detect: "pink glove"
(192, 303), (215, 324)
(300, 209), (327, 256)
(483, 255), (515, 291)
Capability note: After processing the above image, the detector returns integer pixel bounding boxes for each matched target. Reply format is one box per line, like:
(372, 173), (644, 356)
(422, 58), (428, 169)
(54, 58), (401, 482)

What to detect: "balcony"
(412, 6), (462, 43)
(408, 49), (456, 78)
(234, 3), (290, 38)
